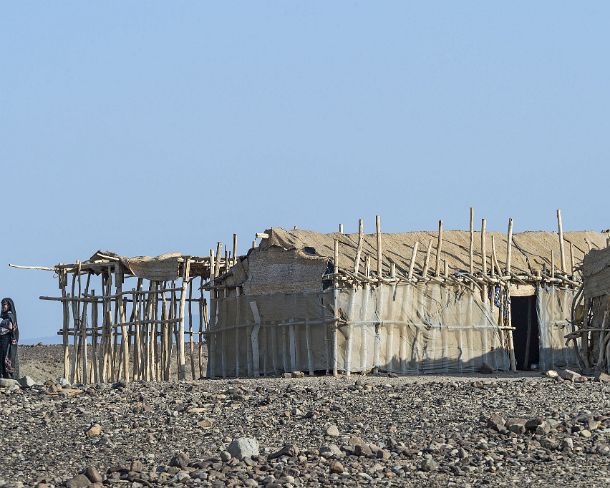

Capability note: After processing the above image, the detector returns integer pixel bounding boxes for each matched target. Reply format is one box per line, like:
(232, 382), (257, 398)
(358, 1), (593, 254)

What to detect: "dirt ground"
(2, 346), (610, 487)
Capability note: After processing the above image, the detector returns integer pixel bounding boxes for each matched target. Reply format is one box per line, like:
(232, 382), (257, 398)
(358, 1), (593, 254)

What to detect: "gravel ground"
(2, 347), (610, 487)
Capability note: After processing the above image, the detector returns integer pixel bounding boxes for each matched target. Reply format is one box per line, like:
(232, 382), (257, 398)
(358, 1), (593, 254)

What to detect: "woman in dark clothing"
(0, 298), (19, 378)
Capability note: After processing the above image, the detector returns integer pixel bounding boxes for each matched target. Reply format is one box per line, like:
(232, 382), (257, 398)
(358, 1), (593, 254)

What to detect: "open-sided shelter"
(207, 214), (608, 377)
(13, 249), (235, 384)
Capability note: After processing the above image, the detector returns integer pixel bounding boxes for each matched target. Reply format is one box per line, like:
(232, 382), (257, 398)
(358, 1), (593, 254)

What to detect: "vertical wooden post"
(422, 240), (433, 277)
(506, 218), (513, 275)
(557, 209), (566, 274)
(570, 242), (575, 276)
(365, 254), (371, 278)
(188, 280), (195, 380)
(178, 258), (191, 380)
(91, 288), (98, 383)
(232, 234), (238, 266)
(490, 236), (496, 277)
(408, 242), (419, 281)
(551, 250), (555, 279)
(333, 239), (339, 376)
(375, 215), (382, 278)
(435, 220), (443, 277)
(481, 219), (487, 304)
(59, 270), (70, 381)
(354, 218), (364, 275)
(469, 208), (474, 274)
(115, 265), (129, 383)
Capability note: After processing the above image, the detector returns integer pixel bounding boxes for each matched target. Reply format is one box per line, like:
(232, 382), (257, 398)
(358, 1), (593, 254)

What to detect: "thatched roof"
(261, 228), (609, 277)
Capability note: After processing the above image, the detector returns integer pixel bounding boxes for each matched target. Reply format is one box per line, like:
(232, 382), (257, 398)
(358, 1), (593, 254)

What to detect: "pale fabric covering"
(336, 283), (510, 374)
(537, 286), (580, 371)
(262, 228), (608, 276)
(583, 246), (610, 299)
(206, 283), (511, 377)
(86, 250), (183, 281)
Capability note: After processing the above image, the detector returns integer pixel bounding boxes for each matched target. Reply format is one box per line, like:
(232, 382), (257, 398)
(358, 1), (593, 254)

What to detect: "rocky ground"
(2, 347), (610, 487)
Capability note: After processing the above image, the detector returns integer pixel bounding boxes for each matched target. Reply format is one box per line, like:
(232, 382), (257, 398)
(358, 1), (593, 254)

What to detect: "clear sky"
(1, 2), (609, 341)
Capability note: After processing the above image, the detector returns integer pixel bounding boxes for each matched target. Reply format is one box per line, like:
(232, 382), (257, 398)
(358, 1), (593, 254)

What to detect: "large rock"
(319, 444), (343, 458)
(85, 424), (102, 438)
(0, 378), (20, 388)
(84, 466), (102, 483)
(558, 369), (582, 382)
(506, 418), (527, 434)
(19, 376), (38, 388)
(487, 414), (507, 433)
(169, 452), (190, 468)
(227, 437), (259, 460)
(65, 474), (91, 488)
(325, 424), (340, 437)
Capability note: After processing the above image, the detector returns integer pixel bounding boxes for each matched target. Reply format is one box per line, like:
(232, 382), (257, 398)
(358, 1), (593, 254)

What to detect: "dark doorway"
(511, 295), (539, 370)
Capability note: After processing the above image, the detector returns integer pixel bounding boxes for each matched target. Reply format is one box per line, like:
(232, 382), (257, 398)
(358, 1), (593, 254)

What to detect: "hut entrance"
(511, 295), (539, 370)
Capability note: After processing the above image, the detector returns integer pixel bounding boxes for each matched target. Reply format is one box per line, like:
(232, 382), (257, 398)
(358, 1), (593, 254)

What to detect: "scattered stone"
(558, 369), (581, 382)
(227, 437), (259, 460)
(197, 419), (213, 429)
(419, 455), (438, 472)
(85, 424), (102, 438)
(319, 444), (343, 458)
(595, 371), (610, 383)
(84, 466), (103, 483)
(325, 424), (340, 437)
(545, 370), (559, 378)
(506, 418), (527, 434)
(329, 460), (344, 474)
(169, 452), (189, 468)
(65, 474), (91, 488)
(219, 450), (231, 462)
(268, 443), (299, 459)
(18, 376), (38, 388)
(487, 414), (507, 433)
(291, 371), (305, 378)
(0, 378), (20, 388)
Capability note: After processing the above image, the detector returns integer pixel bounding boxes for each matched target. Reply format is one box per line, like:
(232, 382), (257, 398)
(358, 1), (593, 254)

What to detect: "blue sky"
(1, 2), (609, 340)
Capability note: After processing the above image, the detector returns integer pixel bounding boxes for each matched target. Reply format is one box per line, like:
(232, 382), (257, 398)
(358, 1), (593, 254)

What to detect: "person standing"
(0, 298), (19, 378)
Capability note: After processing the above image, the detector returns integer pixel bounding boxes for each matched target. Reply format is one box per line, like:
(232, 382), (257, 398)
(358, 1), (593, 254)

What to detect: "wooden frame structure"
(12, 246), (239, 384)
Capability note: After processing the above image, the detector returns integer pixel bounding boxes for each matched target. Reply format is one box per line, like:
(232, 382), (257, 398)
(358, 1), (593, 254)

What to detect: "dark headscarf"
(1, 298), (18, 342)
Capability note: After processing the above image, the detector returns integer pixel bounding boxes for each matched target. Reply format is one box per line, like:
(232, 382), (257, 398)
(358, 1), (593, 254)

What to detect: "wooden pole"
(422, 240), (433, 277)
(551, 250), (555, 279)
(481, 219), (487, 304)
(408, 242), (419, 281)
(491, 235), (501, 277)
(506, 218), (513, 275)
(333, 239), (339, 376)
(557, 209), (566, 273)
(115, 265), (130, 383)
(354, 218), (364, 275)
(435, 220), (443, 277)
(232, 234), (238, 266)
(469, 208), (474, 274)
(60, 270), (70, 381)
(178, 259), (191, 380)
(188, 280), (195, 380)
(376, 215), (382, 278)
(570, 242), (575, 276)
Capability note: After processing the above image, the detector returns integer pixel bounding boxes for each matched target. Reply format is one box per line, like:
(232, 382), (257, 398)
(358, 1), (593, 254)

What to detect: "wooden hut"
(207, 213), (609, 377)
(573, 241), (610, 372)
